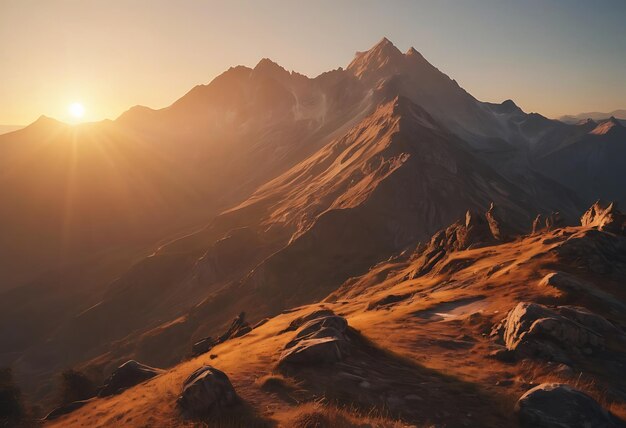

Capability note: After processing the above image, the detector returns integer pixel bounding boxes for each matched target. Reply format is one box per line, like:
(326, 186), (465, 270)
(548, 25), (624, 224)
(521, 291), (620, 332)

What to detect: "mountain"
(2, 38), (626, 425)
(0, 124), (23, 135)
(533, 118), (626, 204)
(559, 109), (626, 124)
(44, 203), (626, 427)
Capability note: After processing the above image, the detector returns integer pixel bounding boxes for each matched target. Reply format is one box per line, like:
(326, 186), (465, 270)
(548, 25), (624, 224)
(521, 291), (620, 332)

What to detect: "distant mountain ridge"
(559, 109), (626, 124)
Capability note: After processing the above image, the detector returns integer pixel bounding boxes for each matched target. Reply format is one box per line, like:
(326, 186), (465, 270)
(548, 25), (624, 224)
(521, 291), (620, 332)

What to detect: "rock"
(178, 366), (237, 416)
(192, 336), (215, 356)
(486, 202), (515, 241)
(539, 271), (626, 312)
(492, 302), (615, 363)
(581, 201), (626, 235)
(545, 211), (565, 230)
(279, 312), (351, 366)
(43, 399), (91, 420)
(281, 309), (336, 333)
(457, 210), (494, 249)
(192, 312), (252, 356)
(516, 383), (625, 427)
(367, 293), (411, 310)
(98, 360), (162, 397)
(532, 214), (545, 234)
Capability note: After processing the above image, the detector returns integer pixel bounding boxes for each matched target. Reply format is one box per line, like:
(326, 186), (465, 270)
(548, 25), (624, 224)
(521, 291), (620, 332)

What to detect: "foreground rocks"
(516, 383), (625, 427)
(178, 366), (237, 416)
(492, 302), (617, 363)
(98, 360), (163, 397)
(278, 311), (351, 366)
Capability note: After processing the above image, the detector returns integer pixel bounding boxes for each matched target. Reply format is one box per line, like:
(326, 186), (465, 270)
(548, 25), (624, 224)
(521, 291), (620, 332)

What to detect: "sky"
(1, 0), (625, 125)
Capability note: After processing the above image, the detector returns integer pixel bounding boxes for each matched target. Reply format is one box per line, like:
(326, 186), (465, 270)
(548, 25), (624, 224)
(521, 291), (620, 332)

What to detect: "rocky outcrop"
(581, 201), (626, 235)
(457, 210), (494, 249)
(486, 202), (515, 241)
(98, 360), (162, 397)
(278, 311), (351, 366)
(539, 271), (626, 312)
(492, 302), (617, 363)
(545, 211), (565, 231)
(178, 366), (237, 416)
(516, 383), (625, 428)
(532, 214), (544, 234)
(532, 212), (566, 233)
(192, 312), (252, 356)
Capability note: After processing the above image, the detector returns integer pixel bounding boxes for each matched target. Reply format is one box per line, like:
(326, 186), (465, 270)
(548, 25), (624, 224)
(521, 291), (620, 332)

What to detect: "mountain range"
(2, 38), (626, 427)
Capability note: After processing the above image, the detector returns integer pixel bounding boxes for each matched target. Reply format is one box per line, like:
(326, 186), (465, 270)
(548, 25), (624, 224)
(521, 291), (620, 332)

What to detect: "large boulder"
(279, 312), (351, 366)
(98, 360), (162, 397)
(581, 201), (626, 235)
(492, 302), (616, 363)
(178, 366), (237, 416)
(516, 383), (625, 427)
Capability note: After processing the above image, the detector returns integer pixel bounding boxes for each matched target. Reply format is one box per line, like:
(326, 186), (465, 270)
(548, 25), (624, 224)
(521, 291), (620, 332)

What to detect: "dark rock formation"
(178, 366), (237, 416)
(279, 311), (351, 366)
(516, 383), (625, 427)
(98, 360), (162, 397)
(492, 302), (617, 363)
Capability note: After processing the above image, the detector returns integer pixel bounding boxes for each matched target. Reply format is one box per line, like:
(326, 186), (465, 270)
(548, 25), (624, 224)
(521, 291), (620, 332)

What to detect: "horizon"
(2, 0), (626, 126)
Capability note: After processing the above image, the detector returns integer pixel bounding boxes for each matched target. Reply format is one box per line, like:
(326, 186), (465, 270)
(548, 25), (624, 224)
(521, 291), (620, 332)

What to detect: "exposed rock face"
(516, 383), (625, 428)
(492, 302), (616, 363)
(192, 312), (252, 356)
(98, 360), (162, 397)
(279, 312), (351, 366)
(177, 366), (237, 416)
(581, 201), (626, 235)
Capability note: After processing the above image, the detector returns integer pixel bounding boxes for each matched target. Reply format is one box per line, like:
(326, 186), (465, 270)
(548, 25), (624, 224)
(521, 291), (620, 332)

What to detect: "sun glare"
(69, 102), (85, 119)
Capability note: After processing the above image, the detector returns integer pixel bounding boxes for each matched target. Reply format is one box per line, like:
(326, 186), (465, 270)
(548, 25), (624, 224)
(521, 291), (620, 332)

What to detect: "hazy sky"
(1, 0), (625, 124)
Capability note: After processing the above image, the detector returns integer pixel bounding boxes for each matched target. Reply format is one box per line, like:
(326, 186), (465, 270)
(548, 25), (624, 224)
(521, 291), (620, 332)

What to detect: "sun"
(68, 102), (85, 119)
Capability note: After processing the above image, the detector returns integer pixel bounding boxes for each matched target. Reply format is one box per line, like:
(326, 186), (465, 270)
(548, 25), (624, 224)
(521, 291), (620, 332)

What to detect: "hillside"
(46, 204), (626, 427)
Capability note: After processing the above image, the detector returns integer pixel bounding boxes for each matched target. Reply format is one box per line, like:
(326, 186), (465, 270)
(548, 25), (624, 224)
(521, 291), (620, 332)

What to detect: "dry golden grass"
(283, 401), (412, 428)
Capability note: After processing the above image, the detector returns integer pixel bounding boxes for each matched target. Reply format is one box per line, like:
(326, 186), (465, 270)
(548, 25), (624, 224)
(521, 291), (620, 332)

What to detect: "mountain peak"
(347, 37), (405, 80)
(253, 58), (290, 79)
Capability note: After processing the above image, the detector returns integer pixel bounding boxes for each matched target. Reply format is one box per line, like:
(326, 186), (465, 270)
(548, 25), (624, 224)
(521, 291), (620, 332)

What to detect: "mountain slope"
(533, 118), (626, 204)
(45, 208), (626, 427)
(2, 38), (621, 418)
